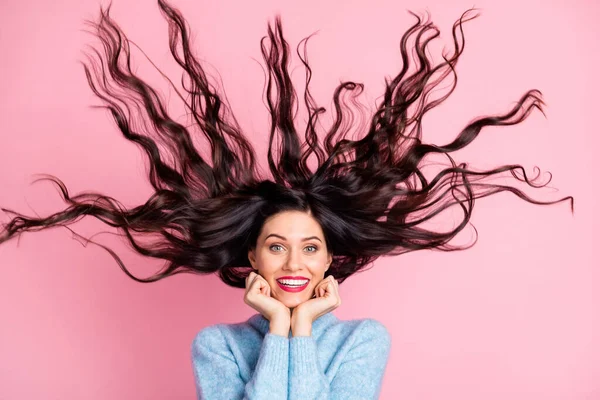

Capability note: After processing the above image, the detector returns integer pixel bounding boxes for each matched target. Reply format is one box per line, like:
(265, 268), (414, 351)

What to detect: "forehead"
(260, 211), (324, 238)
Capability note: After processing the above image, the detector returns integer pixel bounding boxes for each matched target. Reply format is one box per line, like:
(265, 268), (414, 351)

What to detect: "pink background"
(0, 0), (597, 399)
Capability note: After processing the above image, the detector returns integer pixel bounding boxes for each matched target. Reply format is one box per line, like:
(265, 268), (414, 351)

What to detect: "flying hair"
(0, 0), (573, 288)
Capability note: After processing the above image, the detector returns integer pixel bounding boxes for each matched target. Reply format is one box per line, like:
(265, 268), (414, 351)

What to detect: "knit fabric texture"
(191, 312), (391, 399)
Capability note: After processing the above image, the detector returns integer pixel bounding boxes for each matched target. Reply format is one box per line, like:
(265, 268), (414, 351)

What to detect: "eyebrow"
(265, 233), (322, 243)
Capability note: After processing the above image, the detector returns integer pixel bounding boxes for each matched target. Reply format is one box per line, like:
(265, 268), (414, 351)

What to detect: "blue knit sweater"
(190, 312), (391, 399)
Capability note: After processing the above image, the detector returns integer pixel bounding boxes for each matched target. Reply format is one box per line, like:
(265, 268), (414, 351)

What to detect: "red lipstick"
(276, 276), (310, 293)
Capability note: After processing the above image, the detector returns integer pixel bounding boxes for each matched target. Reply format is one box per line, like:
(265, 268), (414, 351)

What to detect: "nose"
(283, 248), (303, 271)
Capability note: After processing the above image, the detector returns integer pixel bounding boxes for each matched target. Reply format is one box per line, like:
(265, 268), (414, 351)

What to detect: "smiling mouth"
(276, 279), (309, 292)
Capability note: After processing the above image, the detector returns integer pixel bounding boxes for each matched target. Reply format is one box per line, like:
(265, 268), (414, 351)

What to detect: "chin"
(277, 295), (306, 308)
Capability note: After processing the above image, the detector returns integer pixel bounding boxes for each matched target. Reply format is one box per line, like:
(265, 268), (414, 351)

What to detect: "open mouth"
(276, 278), (309, 293)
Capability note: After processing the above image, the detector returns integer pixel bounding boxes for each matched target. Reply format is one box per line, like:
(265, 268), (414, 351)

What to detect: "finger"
(315, 275), (331, 290)
(327, 279), (341, 303)
(322, 280), (337, 298)
(246, 272), (256, 287)
(251, 273), (264, 288)
(262, 282), (272, 298)
(257, 277), (271, 295)
(255, 275), (267, 288)
(328, 276), (338, 289)
(327, 279), (339, 296)
(314, 282), (325, 297)
(249, 275), (265, 293)
(316, 276), (330, 290)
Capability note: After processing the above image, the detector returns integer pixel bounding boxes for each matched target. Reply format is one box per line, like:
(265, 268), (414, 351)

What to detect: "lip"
(276, 276), (310, 293)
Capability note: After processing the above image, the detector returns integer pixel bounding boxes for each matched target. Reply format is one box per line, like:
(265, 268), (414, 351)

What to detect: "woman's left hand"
(292, 275), (342, 324)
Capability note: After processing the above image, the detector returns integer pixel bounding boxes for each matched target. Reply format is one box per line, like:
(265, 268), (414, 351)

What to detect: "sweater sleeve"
(288, 319), (391, 400)
(191, 326), (289, 400)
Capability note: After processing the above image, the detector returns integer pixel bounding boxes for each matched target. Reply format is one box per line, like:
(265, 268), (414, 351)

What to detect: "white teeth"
(278, 279), (308, 287)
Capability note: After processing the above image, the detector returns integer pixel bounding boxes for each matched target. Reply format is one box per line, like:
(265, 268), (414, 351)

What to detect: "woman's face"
(248, 210), (333, 310)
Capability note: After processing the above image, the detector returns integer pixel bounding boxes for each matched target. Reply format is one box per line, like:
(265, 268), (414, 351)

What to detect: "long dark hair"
(0, 0), (572, 288)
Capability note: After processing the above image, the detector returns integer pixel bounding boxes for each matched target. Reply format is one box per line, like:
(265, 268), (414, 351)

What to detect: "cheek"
(307, 256), (329, 276)
(256, 253), (281, 277)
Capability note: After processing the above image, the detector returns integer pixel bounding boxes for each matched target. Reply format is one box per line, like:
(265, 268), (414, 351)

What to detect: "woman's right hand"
(244, 271), (291, 323)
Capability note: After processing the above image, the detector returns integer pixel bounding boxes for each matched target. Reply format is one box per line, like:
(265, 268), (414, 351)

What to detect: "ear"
(248, 248), (257, 270)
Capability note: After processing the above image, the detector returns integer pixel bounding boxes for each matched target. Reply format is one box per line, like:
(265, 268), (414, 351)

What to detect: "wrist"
(291, 312), (313, 337)
(269, 315), (291, 337)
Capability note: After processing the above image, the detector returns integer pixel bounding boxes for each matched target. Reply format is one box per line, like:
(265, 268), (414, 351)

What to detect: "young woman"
(0, 0), (572, 399)
(191, 208), (392, 399)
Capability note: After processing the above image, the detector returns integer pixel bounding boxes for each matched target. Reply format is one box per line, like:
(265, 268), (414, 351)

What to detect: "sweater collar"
(248, 312), (338, 338)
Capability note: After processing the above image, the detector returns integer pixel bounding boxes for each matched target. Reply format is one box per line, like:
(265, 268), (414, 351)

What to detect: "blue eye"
(268, 244), (318, 252)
